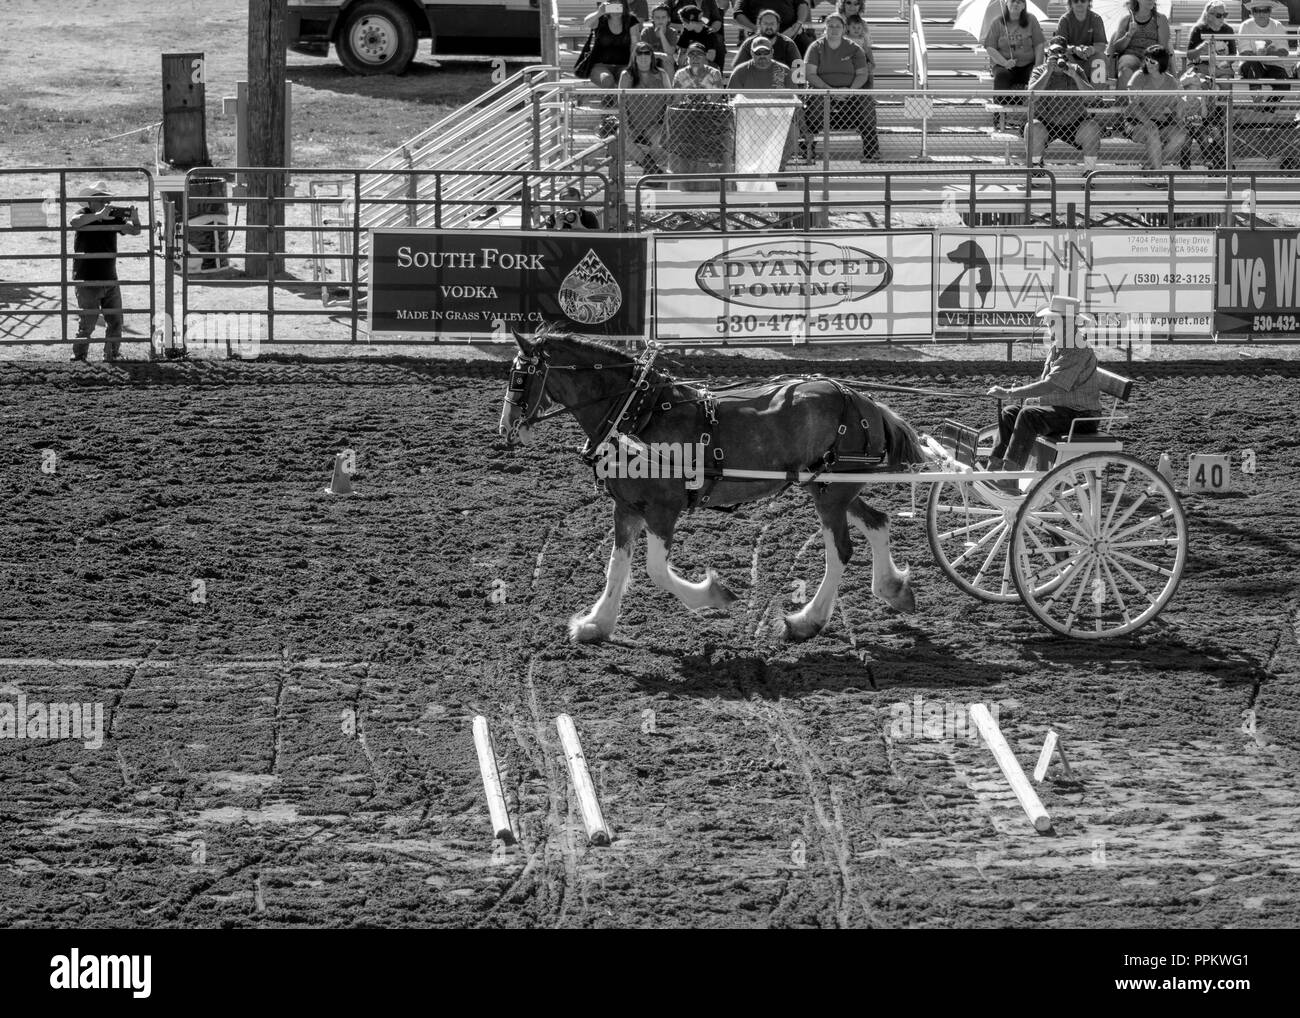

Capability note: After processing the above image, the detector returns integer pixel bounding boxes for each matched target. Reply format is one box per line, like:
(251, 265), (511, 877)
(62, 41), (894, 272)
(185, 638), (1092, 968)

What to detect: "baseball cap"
(751, 37), (774, 53)
(686, 41), (706, 53)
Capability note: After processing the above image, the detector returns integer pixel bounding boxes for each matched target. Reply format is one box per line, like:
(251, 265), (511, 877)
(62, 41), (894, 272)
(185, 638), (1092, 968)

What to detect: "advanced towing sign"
(654, 232), (934, 343)
(368, 230), (649, 339)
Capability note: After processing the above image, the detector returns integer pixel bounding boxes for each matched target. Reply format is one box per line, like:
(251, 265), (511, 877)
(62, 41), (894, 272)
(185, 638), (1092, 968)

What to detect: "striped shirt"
(1038, 344), (1103, 413)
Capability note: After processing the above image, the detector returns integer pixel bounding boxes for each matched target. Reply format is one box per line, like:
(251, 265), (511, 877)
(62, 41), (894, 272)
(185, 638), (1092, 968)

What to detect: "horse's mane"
(533, 324), (634, 363)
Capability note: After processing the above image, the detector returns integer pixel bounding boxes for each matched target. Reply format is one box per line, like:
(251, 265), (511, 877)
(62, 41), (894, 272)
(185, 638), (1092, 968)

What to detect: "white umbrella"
(954, 0), (1053, 45)
(1091, 0), (1174, 41)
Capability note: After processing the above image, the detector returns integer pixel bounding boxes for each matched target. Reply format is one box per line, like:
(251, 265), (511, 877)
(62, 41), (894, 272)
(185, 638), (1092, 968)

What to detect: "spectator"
(675, 5), (721, 67)
(1055, 0), (1108, 81)
(730, 34), (803, 168)
(844, 14), (876, 88)
(640, 4), (682, 65)
(674, 40), (725, 86)
(1108, 0), (1171, 90)
(70, 180), (140, 362)
(803, 12), (879, 162)
(1187, 2), (1238, 77)
(1126, 45), (1187, 171)
(735, 1), (812, 55)
(985, 295), (1103, 495)
(1179, 56), (1227, 169)
(984, 0), (1046, 105)
(575, 5), (636, 89)
(1025, 38), (1102, 169)
(735, 8), (803, 66)
(668, 0), (727, 68)
(543, 186), (602, 230)
(620, 43), (674, 174)
(1238, 0), (1293, 94)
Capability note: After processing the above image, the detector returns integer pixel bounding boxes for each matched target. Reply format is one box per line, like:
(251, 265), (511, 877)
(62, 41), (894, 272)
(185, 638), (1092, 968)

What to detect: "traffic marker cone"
(1156, 453), (1175, 487)
(323, 452), (353, 495)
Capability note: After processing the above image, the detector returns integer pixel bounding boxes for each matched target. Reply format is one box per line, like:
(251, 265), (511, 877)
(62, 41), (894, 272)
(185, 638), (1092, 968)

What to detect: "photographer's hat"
(78, 180), (112, 199)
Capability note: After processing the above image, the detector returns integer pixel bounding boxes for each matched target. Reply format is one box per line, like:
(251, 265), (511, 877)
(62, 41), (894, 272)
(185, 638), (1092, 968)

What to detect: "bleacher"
(549, 0), (1300, 179)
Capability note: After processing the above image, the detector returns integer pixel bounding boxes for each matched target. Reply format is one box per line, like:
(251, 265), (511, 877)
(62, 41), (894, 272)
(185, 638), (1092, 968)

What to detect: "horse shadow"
(629, 621), (1010, 701)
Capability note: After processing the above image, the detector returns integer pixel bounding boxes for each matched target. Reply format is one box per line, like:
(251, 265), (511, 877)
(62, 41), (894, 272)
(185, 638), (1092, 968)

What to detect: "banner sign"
(368, 229), (649, 339)
(653, 232), (934, 343)
(934, 230), (1214, 337)
(1214, 229), (1300, 335)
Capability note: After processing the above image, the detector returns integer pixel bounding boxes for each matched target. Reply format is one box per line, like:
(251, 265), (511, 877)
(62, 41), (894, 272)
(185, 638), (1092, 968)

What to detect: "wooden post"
(246, 0), (288, 278)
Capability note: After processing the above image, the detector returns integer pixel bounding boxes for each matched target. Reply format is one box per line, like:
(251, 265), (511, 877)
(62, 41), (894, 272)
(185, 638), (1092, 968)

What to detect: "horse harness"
(510, 343), (889, 510)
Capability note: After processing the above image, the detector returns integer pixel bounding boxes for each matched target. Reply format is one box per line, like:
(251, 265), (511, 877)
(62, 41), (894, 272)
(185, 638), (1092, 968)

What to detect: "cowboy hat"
(1035, 294), (1082, 317)
(77, 180), (112, 199)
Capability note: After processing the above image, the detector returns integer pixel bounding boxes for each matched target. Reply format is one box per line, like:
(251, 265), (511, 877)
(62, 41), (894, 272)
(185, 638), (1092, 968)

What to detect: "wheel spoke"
(1027, 549), (1086, 587)
(951, 519), (1008, 568)
(933, 503), (1003, 517)
(1109, 506), (1178, 544)
(1044, 551), (1093, 613)
(1111, 548), (1174, 578)
(1108, 535), (1181, 550)
(1104, 488), (1153, 536)
(1061, 555), (1097, 630)
(1105, 553), (1161, 607)
(1098, 555), (1135, 627)
(972, 519), (1012, 591)
(936, 514), (1004, 543)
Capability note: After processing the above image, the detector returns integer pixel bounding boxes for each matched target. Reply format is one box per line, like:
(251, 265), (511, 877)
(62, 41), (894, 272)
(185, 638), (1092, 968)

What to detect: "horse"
(497, 324), (935, 644)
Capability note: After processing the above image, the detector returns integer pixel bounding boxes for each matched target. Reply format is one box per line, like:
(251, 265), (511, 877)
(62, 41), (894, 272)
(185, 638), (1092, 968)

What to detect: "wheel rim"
(348, 15), (398, 65)
(1011, 453), (1187, 638)
(927, 480), (1020, 602)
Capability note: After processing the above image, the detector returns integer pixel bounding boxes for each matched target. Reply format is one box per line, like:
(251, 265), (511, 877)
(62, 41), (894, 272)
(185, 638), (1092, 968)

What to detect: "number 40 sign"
(1187, 450), (1257, 493)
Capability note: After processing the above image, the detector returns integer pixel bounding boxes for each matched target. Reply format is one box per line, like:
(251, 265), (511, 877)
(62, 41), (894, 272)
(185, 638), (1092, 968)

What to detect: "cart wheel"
(926, 479), (1020, 602)
(1011, 453), (1187, 638)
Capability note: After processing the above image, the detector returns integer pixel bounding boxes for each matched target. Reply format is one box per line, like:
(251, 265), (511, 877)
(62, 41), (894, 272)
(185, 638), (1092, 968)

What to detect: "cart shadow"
(1015, 625), (1277, 686)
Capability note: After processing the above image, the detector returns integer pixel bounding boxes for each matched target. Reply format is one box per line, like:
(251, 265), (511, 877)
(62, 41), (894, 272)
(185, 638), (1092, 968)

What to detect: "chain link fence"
(555, 84), (1300, 176)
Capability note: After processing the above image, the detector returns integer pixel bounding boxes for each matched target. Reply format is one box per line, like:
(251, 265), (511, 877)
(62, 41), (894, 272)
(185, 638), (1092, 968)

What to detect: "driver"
(985, 294), (1103, 494)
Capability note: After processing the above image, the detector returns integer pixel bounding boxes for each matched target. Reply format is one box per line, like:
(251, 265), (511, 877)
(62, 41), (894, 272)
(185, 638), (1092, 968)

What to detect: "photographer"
(1025, 38), (1102, 170)
(69, 180), (140, 362)
(542, 186), (602, 230)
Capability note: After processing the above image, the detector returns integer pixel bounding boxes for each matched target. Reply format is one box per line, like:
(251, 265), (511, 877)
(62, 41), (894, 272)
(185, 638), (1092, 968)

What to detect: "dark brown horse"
(497, 325), (931, 643)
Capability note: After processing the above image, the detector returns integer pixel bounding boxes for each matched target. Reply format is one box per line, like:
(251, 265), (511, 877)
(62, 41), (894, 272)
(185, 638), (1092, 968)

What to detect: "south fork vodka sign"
(369, 229), (649, 340)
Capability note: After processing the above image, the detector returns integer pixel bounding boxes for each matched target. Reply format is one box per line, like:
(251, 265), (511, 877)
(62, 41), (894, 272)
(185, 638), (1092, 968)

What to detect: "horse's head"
(498, 327), (553, 447)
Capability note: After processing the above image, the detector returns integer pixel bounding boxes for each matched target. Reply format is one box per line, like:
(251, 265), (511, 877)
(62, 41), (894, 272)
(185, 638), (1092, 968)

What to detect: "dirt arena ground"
(0, 357), (1296, 928)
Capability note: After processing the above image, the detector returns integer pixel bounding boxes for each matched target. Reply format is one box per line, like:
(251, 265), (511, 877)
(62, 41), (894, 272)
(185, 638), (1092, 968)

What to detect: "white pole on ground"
(556, 713), (611, 846)
(969, 704), (1052, 834)
(472, 715), (515, 845)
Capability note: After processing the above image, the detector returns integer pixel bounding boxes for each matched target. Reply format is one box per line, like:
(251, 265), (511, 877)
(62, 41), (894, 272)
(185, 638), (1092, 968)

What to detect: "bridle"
(502, 341), (665, 459)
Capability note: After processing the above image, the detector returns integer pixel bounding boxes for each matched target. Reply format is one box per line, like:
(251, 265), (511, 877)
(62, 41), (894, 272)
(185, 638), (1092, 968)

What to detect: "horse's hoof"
(706, 569), (739, 607)
(782, 614), (825, 642)
(567, 615), (610, 644)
